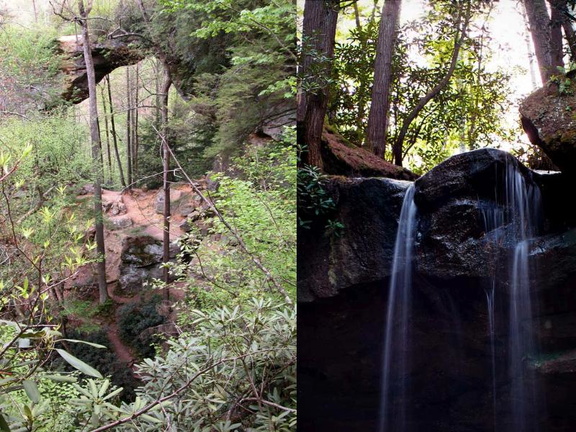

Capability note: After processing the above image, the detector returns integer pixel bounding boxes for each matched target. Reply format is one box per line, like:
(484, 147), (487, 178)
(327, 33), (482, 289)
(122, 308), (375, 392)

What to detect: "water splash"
(379, 184), (417, 432)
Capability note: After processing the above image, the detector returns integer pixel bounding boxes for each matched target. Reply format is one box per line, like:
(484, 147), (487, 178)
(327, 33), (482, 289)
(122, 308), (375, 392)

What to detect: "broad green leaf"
(56, 349), (102, 378)
(22, 380), (40, 403)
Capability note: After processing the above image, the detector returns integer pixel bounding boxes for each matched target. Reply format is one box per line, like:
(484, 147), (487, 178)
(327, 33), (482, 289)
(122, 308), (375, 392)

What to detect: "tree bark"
(133, 63), (140, 178)
(100, 85), (113, 184)
(126, 67), (133, 187)
(78, 0), (108, 304)
(365, 0), (402, 158)
(298, 0), (340, 169)
(160, 70), (172, 292)
(549, 0), (565, 70)
(523, 0), (559, 83)
(563, 17), (576, 62)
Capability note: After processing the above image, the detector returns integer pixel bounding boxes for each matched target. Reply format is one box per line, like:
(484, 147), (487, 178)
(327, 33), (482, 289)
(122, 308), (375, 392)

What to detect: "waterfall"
(379, 184), (417, 432)
(481, 160), (541, 432)
(380, 157), (541, 432)
(504, 161), (541, 432)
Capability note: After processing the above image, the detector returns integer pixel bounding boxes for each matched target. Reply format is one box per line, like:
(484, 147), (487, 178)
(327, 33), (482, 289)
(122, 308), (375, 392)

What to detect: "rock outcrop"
(118, 235), (178, 294)
(58, 35), (144, 103)
(298, 177), (410, 302)
(520, 79), (576, 176)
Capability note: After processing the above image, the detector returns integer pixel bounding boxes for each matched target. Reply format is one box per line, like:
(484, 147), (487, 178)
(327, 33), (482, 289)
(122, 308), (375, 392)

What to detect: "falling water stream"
(380, 158), (541, 432)
(379, 184), (417, 432)
(504, 161), (541, 432)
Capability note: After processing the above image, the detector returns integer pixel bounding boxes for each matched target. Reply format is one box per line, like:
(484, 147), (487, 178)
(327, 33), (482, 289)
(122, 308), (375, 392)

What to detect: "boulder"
(108, 216), (133, 230)
(155, 189), (184, 214)
(519, 79), (576, 176)
(117, 235), (178, 293)
(299, 148), (576, 431)
(414, 148), (540, 280)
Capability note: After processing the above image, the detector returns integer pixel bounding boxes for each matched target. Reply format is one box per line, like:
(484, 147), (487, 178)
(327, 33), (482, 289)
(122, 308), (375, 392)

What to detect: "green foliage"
(297, 163), (343, 237)
(330, 1), (514, 171)
(152, 0), (296, 158)
(173, 129), (296, 309)
(132, 298), (296, 431)
(550, 64), (576, 96)
(136, 95), (216, 188)
(52, 328), (139, 403)
(0, 25), (65, 111)
(0, 114), (92, 196)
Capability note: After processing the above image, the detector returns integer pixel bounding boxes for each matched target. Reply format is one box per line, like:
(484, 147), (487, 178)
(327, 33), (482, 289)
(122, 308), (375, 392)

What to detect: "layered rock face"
(299, 149), (576, 431)
(58, 35), (144, 103)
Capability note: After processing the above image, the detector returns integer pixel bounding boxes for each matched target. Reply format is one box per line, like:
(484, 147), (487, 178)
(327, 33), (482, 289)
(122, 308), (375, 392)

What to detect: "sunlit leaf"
(55, 349), (102, 378)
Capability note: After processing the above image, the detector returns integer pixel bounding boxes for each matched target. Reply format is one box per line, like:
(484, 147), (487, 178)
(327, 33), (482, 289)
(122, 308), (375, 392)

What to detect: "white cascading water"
(379, 184), (417, 432)
(381, 157), (541, 432)
(479, 160), (542, 432)
(504, 160), (541, 432)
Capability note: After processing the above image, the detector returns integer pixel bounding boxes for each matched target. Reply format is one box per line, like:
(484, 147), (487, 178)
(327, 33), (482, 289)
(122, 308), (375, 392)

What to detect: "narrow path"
(106, 322), (137, 367)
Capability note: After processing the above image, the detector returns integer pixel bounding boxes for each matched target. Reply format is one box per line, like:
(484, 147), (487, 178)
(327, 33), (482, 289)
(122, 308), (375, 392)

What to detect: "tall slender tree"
(160, 70), (171, 291)
(106, 75), (126, 187)
(78, 0), (108, 304)
(365, 0), (402, 158)
(391, 0), (472, 166)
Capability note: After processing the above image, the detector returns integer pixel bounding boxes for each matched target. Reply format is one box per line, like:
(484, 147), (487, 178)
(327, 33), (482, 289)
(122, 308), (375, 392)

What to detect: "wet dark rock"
(298, 176), (411, 302)
(414, 148), (539, 280)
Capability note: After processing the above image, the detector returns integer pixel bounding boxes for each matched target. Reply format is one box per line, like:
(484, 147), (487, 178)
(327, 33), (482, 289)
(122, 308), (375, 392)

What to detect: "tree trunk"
(549, 0), (565, 71)
(548, 0), (576, 63)
(563, 17), (576, 62)
(133, 63), (140, 178)
(79, 0), (108, 304)
(160, 70), (172, 296)
(106, 75), (126, 188)
(100, 85), (113, 184)
(523, 0), (558, 83)
(298, 0), (340, 169)
(126, 67), (133, 187)
(366, 0), (402, 158)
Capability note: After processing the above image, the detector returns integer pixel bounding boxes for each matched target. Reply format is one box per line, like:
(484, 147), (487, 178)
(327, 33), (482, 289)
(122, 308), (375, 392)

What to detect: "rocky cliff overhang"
(57, 35), (144, 103)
